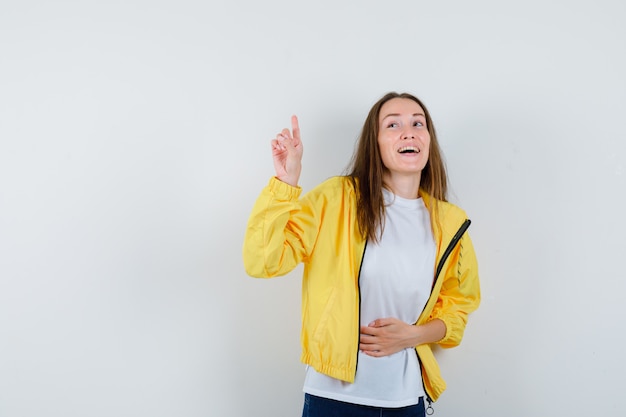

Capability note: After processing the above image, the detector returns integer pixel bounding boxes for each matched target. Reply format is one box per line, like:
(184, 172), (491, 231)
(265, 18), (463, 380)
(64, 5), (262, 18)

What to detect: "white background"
(1, 1), (625, 416)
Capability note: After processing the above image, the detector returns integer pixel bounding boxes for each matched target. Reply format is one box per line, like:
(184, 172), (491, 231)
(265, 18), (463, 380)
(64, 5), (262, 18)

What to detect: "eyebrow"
(381, 112), (425, 121)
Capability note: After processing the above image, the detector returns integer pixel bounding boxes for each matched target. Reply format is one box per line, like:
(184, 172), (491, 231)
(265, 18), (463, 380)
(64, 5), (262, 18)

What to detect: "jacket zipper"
(354, 241), (368, 375)
(419, 218), (472, 412)
(433, 219), (471, 289)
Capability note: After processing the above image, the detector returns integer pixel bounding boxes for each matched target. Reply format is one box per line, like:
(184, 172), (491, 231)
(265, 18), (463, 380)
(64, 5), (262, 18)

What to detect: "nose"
(402, 131), (415, 140)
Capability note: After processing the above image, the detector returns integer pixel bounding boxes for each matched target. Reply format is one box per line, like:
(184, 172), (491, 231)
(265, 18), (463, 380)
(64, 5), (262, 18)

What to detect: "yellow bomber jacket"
(242, 176), (481, 402)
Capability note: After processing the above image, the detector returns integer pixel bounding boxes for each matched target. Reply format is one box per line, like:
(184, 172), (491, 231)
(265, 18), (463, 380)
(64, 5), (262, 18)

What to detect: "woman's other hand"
(271, 115), (303, 187)
(359, 317), (446, 357)
(359, 318), (417, 357)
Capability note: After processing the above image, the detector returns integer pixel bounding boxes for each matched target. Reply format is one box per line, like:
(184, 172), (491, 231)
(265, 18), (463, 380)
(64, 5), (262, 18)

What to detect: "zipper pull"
(426, 397), (434, 415)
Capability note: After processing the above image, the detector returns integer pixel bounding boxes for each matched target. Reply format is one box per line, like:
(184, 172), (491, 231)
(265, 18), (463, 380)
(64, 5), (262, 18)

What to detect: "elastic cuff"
(268, 176), (302, 200)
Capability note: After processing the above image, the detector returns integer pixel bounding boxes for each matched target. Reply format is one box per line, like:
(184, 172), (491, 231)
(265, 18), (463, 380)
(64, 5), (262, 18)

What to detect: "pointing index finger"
(291, 115), (300, 140)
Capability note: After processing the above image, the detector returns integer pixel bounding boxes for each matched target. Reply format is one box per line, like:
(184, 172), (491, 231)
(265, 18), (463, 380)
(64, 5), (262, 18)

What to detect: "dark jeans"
(302, 393), (425, 417)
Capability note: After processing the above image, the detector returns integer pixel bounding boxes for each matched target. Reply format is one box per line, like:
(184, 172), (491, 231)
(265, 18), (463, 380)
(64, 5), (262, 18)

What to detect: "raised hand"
(271, 115), (303, 187)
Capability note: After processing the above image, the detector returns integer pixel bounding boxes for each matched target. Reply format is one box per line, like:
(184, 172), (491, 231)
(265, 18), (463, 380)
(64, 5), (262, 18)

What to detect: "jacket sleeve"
(429, 231), (481, 348)
(242, 177), (321, 278)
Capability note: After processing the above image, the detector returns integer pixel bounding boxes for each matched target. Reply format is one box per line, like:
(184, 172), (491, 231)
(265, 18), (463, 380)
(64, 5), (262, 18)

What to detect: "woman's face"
(377, 98), (431, 177)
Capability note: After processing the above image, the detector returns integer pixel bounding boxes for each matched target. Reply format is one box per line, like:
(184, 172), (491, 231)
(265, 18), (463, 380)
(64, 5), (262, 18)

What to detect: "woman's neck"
(382, 172), (422, 199)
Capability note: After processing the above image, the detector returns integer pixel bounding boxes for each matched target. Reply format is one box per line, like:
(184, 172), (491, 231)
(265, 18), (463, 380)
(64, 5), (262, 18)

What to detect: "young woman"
(243, 92), (481, 417)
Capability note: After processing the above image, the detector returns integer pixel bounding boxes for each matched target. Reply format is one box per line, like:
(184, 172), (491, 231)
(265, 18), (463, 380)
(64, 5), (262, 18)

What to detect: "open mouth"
(398, 146), (420, 154)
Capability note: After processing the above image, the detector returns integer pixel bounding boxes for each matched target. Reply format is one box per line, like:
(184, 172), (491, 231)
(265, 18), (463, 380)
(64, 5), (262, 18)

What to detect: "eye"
(413, 121), (424, 127)
(387, 122), (399, 128)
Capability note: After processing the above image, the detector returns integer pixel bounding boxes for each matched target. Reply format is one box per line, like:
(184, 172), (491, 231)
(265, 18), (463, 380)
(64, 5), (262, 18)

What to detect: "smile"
(397, 146), (420, 154)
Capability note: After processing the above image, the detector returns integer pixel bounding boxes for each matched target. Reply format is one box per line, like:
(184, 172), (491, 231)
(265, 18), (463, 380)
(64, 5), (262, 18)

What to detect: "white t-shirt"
(303, 189), (436, 407)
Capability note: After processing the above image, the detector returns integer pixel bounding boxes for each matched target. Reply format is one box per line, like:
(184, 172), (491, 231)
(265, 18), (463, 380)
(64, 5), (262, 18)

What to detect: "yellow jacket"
(243, 176), (480, 402)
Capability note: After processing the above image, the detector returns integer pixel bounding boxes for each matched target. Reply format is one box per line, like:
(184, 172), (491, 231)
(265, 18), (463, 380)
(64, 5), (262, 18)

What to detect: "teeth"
(398, 146), (419, 153)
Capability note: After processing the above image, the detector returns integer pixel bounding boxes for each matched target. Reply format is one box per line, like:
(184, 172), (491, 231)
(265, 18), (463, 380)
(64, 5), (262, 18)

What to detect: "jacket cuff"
(268, 177), (302, 200)
(431, 312), (465, 348)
